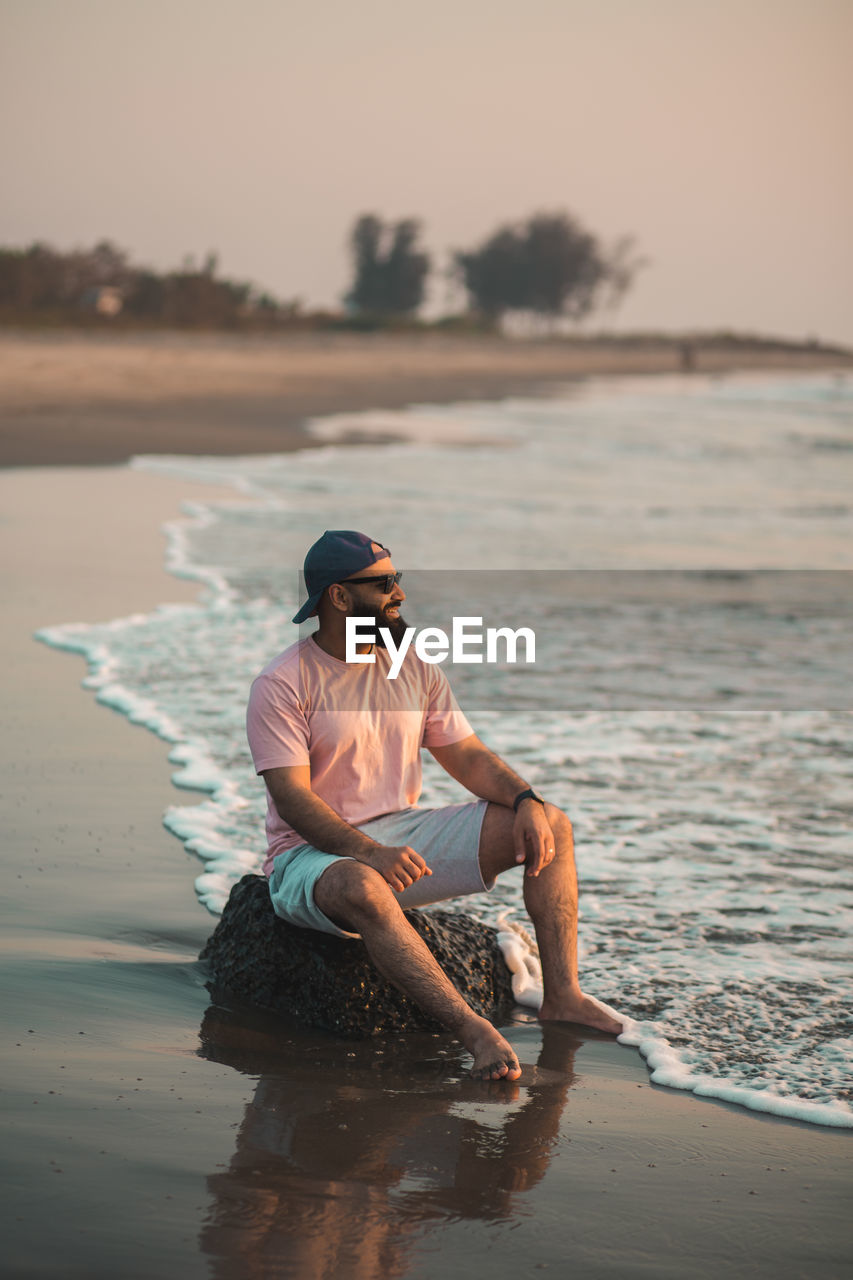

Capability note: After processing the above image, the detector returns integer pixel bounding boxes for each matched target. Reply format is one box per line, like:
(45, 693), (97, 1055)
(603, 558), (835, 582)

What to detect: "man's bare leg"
(479, 803), (623, 1035)
(314, 859), (521, 1080)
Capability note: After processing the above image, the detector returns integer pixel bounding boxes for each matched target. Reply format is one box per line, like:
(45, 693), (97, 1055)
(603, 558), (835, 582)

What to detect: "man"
(247, 530), (622, 1081)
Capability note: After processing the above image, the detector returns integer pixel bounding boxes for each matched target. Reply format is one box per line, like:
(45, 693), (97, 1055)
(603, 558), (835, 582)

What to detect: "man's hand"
(365, 844), (432, 893)
(513, 803), (556, 877)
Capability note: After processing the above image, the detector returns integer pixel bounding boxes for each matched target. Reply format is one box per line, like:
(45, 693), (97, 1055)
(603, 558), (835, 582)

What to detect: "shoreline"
(1, 464), (850, 1277)
(2, 329), (850, 467)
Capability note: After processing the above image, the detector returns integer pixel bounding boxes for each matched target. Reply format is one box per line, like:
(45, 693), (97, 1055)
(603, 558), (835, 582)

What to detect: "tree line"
(0, 208), (645, 329)
(0, 241), (293, 328)
(348, 210), (644, 325)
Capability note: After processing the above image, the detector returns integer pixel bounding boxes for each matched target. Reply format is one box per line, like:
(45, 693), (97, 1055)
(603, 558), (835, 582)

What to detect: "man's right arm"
(261, 765), (431, 893)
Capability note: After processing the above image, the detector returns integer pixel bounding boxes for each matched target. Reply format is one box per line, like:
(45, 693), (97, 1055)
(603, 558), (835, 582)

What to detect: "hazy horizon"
(2, 0), (851, 344)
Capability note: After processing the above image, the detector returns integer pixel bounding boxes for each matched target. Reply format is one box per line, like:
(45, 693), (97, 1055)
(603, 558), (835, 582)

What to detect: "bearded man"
(247, 530), (621, 1080)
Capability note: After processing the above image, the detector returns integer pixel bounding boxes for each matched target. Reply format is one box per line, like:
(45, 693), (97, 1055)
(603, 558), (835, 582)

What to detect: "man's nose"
(390, 581), (406, 603)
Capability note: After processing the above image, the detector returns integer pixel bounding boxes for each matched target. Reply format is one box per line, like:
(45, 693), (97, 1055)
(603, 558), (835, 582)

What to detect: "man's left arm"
(428, 733), (556, 876)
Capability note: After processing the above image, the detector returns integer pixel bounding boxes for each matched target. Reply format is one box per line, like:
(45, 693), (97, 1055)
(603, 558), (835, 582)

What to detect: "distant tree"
(83, 239), (130, 287)
(384, 219), (430, 313)
(453, 227), (528, 321)
(346, 214), (430, 316)
(598, 234), (649, 318)
(347, 215), (385, 312)
(11, 247), (66, 312)
(127, 269), (167, 317)
(64, 240), (132, 305)
(524, 213), (603, 319)
(0, 249), (22, 304)
(454, 211), (644, 324)
(2, 242), (65, 309)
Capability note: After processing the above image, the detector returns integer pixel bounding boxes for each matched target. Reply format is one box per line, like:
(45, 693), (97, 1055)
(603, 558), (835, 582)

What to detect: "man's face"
(341, 554), (408, 647)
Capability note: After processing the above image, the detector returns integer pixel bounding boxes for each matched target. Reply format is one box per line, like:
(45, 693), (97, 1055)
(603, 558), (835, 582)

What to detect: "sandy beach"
(1, 343), (851, 1277)
(2, 329), (849, 466)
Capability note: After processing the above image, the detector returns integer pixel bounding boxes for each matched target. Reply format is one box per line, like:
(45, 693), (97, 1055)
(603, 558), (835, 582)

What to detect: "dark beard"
(358, 605), (409, 649)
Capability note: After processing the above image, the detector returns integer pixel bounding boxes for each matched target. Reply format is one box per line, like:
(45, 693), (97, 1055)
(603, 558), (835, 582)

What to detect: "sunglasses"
(341, 572), (403, 593)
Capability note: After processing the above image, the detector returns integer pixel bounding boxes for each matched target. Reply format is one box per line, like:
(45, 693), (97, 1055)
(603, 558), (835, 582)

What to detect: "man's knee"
(316, 859), (397, 926)
(544, 803), (574, 849)
(479, 799), (574, 882)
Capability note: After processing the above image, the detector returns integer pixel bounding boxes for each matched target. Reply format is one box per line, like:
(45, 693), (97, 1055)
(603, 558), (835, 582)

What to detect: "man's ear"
(326, 583), (351, 614)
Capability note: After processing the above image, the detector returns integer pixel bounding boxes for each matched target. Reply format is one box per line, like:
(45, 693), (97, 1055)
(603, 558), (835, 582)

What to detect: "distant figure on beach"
(246, 530), (622, 1081)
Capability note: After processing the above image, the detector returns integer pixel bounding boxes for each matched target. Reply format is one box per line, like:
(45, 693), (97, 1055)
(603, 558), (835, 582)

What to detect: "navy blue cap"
(292, 530), (390, 624)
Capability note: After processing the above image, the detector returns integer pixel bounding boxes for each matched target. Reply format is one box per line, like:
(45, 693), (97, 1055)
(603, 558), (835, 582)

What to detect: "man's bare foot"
(464, 1018), (522, 1081)
(539, 991), (623, 1036)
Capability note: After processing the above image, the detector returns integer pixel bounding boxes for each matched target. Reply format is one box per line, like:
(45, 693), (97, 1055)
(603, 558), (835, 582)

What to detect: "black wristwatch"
(513, 787), (545, 813)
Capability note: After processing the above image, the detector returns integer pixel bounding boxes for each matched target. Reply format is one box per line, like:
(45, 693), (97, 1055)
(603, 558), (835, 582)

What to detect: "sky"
(2, 0), (852, 344)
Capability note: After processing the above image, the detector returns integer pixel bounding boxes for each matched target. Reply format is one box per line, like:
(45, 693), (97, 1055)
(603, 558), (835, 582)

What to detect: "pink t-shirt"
(246, 635), (473, 875)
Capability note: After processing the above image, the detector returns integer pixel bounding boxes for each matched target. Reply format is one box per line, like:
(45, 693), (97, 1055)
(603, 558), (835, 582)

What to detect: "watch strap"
(513, 787), (545, 813)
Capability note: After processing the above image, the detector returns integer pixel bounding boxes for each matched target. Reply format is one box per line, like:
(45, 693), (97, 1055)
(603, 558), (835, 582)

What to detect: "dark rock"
(199, 873), (515, 1037)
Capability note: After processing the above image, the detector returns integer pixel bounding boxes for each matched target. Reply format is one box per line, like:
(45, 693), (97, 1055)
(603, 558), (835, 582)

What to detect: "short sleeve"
(421, 664), (473, 748)
(246, 672), (311, 773)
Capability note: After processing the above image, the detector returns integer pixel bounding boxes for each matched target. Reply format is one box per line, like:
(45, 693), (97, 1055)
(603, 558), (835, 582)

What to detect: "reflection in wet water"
(198, 1004), (584, 1279)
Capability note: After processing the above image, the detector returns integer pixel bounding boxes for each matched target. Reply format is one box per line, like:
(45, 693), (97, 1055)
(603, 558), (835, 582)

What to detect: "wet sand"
(2, 329), (849, 466)
(1, 464), (850, 1278)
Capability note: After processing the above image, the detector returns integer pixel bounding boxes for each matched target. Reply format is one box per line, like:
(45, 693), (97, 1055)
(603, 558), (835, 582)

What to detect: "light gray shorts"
(267, 800), (493, 937)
